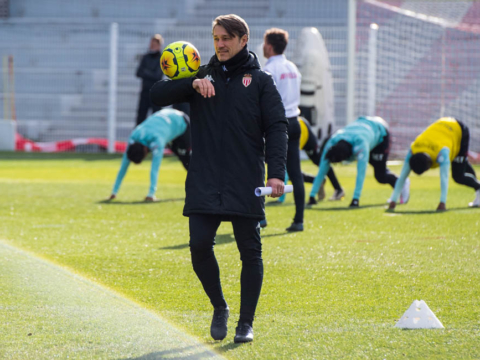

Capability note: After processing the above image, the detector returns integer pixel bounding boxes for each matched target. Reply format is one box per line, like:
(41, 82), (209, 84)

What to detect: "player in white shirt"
(263, 28), (304, 232)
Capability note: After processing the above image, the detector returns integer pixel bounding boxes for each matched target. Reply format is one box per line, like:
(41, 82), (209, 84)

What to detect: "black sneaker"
(210, 306), (229, 340)
(286, 222), (304, 232)
(234, 322), (254, 343)
(307, 196), (317, 206)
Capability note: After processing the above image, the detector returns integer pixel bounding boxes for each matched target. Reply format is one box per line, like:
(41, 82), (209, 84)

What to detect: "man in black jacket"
(151, 14), (287, 344)
(135, 34), (164, 125)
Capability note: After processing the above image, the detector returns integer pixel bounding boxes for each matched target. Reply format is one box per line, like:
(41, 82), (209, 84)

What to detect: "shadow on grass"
(120, 344), (220, 359)
(98, 198), (184, 205)
(160, 231), (289, 251)
(159, 233), (235, 250)
(261, 232), (289, 238)
(306, 203), (386, 211)
(388, 206), (476, 215)
(216, 342), (243, 353)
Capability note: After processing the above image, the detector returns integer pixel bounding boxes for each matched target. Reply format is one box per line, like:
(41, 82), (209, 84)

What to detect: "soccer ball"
(160, 41), (201, 80)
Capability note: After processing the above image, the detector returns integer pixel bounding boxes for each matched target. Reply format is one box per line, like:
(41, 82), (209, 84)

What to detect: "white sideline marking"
(0, 241), (224, 359)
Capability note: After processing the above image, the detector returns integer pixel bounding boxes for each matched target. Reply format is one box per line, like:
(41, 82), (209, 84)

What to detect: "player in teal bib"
(308, 116), (409, 207)
(109, 108), (190, 201)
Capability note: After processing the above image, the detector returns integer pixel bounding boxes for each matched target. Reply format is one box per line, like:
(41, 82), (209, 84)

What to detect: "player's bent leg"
(372, 164), (397, 187)
(452, 159), (480, 207)
(452, 159), (480, 189)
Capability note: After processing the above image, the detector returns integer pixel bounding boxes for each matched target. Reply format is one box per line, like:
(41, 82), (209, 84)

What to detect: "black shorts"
(369, 130), (391, 165)
(169, 116), (191, 156)
(455, 119), (469, 159)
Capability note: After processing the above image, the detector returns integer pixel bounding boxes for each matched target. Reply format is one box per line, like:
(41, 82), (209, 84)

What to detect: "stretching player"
(388, 117), (480, 211)
(277, 116), (344, 204)
(308, 116), (410, 207)
(108, 108), (191, 201)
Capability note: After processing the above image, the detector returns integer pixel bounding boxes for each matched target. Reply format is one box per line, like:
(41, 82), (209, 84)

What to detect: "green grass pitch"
(1, 152), (479, 359)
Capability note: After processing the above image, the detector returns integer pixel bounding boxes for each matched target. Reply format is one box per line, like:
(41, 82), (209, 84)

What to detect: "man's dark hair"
(212, 14), (250, 41)
(325, 140), (353, 163)
(409, 153), (432, 174)
(127, 142), (147, 164)
(264, 28), (289, 55)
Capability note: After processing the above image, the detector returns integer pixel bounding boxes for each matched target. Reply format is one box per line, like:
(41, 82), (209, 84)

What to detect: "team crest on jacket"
(242, 74), (252, 87)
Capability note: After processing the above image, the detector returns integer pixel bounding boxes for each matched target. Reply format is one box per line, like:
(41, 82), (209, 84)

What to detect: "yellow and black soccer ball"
(160, 41), (201, 80)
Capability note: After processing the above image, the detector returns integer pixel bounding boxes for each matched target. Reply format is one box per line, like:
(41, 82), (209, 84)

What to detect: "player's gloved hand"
(387, 201), (396, 211)
(349, 199), (359, 208)
(436, 202), (446, 212)
(145, 196), (156, 202)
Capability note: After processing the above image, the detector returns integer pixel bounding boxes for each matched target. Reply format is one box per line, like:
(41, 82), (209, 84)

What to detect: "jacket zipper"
(218, 73), (229, 210)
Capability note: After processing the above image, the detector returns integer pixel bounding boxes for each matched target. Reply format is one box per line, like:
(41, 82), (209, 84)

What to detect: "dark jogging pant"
(287, 116), (305, 224)
(189, 214), (263, 326)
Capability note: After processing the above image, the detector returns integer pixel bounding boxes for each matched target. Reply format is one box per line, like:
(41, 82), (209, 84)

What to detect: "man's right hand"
(266, 178), (285, 198)
(193, 79), (215, 98)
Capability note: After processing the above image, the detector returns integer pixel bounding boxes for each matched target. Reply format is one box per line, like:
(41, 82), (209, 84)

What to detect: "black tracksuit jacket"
(150, 51), (288, 219)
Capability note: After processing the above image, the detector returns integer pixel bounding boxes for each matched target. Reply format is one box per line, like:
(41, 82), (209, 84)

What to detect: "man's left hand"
(266, 178), (284, 198)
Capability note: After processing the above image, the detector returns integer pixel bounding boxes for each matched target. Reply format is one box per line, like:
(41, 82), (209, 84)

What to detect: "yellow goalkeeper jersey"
(411, 117), (462, 168)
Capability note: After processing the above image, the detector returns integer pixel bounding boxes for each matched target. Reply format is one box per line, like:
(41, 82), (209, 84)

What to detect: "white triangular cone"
(395, 300), (444, 329)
